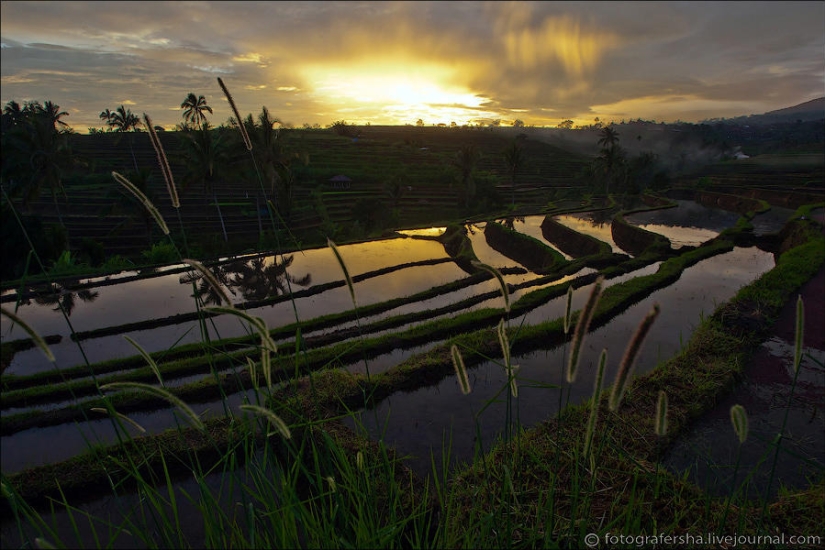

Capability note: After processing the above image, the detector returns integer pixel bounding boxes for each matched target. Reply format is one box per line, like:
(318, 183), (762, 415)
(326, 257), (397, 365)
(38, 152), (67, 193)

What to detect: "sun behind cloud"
(300, 58), (499, 125)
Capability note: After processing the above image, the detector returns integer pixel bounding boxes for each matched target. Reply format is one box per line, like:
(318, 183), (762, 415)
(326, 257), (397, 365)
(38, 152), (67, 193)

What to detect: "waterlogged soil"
(347, 247), (777, 477)
(663, 266), (825, 499)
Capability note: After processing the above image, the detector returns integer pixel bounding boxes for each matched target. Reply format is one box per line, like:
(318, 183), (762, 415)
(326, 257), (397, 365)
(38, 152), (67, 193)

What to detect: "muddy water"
(348, 247), (777, 477)
(663, 267), (825, 499)
(624, 200), (740, 248)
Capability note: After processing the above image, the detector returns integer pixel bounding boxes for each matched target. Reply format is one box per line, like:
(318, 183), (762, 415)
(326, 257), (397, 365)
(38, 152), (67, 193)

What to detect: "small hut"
(329, 175), (352, 189)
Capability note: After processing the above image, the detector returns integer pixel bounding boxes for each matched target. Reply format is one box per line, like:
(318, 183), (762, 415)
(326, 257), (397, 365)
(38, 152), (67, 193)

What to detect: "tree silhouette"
(503, 139), (525, 206)
(453, 144), (481, 210)
(180, 93), (213, 130)
(100, 105), (142, 171)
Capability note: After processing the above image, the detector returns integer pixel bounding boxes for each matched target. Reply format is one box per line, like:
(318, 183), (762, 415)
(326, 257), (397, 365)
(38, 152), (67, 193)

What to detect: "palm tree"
(598, 126), (620, 150)
(2, 104), (74, 227)
(40, 101), (70, 130)
(181, 122), (231, 239)
(453, 144), (481, 209)
(180, 93), (213, 130)
(101, 105), (142, 171)
(503, 140), (525, 206)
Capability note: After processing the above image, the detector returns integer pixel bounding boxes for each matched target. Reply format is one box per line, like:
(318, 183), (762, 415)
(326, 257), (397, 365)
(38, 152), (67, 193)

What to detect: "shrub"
(141, 241), (178, 265)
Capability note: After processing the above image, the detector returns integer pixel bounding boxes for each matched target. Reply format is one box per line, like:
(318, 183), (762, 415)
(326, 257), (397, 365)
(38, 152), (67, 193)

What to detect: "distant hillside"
(719, 97), (825, 125)
(764, 97), (825, 117)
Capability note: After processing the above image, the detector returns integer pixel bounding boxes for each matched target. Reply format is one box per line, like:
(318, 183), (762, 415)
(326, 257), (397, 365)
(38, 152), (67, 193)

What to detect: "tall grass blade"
(497, 319), (518, 397)
(730, 404), (748, 444)
(471, 260), (510, 313)
(240, 404), (291, 439)
(217, 77), (252, 151)
(123, 335), (164, 386)
(183, 258), (234, 307)
(583, 348), (607, 459)
(91, 407), (147, 433)
(328, 239), (357, 308)
(451, 344), (471, 395)
(655, 390), (668, 436)
(203, 306), (276, 352)
(609, 303), (660, 411)
(100, 382), (204, 430)
(567, 276), (603, 383)
(143, 113), (179, 208)
(112, 171), (170, 235)
(793, 295), (804, 373)
(1, 307), (55, 362)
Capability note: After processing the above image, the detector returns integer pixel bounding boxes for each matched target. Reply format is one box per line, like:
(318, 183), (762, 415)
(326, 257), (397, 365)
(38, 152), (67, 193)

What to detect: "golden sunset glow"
(1, 1), (821, 131)
(301, 60), (496, 125)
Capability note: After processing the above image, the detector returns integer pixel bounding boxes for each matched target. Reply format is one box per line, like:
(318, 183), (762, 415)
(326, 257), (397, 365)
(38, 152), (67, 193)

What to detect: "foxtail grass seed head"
(240, 404), (291, 439)
(217, 77), (252, 151)
(204, 306), (276, 352)
(609, 303), (660, 411)
(655, 390), (669, 436)
(730, 404), (748, 444)
(326, 476), (337, 493)
(112, 171), (170, 235)
(91, 407), (147, 433)
(123, 335), (164, 386)
(143, 113), (179, 208)
(583, 348), (607, 459)
(261, 347), (272, 390)
(328, 239), (357, 308)
(101, 382), (204, 431)
(451, 344), (472, 395)
(1, 307), (55, 362)
(356, 451), (365, 472)
(497, 319), (511, 367)
(471, 260), (510, 313)
(794, 295), (804, 373)
(183, 259), (233, 307)
(563, 284), (574, 335)
(567, 276), (603, 383)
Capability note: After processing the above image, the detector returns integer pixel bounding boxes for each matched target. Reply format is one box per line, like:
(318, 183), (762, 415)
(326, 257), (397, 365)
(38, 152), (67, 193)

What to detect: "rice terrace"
(1, 81), (824, 548)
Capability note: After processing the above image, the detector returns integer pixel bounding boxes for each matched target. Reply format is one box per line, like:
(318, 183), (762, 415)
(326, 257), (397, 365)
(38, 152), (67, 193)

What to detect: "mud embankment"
(539, 216), (611, 258)
(611, 214), (673, 257)
(667, 189), (767, 214)
(483, 221), (565, 273)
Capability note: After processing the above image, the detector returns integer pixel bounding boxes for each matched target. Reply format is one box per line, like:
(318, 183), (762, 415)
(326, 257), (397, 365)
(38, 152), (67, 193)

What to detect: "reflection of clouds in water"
(633, 224), (717, 248)
(553, 214), (621, 252)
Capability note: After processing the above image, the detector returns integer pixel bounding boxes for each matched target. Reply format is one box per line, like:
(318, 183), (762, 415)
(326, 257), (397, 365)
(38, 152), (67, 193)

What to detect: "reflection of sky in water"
(749, 206), (796, 236)
(1, 239), (451, 336)
(552, 213), (622, 253)
(396, 227), (446, 237)
(1, 248), (778, 475)
(349, 247), (776, 478)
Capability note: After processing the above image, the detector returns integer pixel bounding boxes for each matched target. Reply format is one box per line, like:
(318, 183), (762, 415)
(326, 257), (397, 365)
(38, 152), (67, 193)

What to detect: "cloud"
(1, 1), (822, 131)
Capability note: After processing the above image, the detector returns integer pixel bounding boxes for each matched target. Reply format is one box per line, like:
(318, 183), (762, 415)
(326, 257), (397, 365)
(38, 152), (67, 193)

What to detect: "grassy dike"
(0, 210), (759, 515)
(443, 218), (825, 545)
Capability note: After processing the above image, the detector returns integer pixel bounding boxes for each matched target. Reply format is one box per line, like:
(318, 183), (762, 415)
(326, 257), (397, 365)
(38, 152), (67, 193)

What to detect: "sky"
(1, 1), (823, 133)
